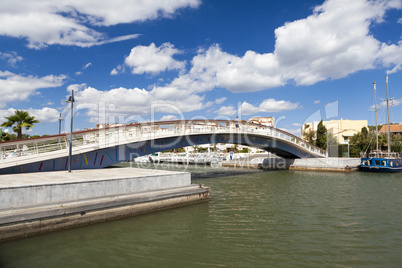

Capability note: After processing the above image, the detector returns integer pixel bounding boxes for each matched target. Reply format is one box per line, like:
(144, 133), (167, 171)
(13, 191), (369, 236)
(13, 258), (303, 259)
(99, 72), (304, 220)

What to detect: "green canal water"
(0, 165), (401, 267)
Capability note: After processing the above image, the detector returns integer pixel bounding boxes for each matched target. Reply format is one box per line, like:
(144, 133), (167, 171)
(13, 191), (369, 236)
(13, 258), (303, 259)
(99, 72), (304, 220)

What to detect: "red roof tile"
(379, 124), (402, 133)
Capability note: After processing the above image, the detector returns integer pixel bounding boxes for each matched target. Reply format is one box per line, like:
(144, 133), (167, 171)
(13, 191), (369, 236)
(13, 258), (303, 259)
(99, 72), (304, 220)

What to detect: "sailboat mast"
(374, 81), (378, 151)
(386, 74), (391, 153)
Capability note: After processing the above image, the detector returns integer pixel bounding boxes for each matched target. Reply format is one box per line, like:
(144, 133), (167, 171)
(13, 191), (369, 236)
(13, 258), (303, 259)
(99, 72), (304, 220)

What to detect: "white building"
(248, 117), (275, 127)
(301, 119), (368, 144)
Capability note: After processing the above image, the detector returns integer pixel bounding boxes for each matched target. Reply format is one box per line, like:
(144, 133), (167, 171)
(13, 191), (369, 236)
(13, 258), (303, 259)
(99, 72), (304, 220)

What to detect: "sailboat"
(360, 75), (402, 172)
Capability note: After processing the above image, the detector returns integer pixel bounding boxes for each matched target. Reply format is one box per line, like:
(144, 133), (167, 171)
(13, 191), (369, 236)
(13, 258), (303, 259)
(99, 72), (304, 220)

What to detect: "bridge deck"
(0, 120), (326, 174)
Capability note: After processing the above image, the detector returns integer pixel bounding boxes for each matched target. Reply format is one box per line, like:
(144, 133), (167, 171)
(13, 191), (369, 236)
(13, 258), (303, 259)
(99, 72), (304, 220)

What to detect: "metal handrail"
(0, 120), (326, 165)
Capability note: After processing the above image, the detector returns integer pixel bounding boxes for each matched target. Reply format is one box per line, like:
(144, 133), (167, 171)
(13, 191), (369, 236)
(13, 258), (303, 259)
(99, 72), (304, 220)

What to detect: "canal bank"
(288, 157), (360, 171)
(1, 169), (401, 267)
(222, 156), (360, 172)
(0, 168), (209, 242)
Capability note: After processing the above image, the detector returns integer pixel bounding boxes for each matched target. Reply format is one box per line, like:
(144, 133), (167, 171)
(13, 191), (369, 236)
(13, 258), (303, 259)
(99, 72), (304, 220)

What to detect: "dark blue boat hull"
(360, 157), (402, 173)
(360, 166), (402, 172)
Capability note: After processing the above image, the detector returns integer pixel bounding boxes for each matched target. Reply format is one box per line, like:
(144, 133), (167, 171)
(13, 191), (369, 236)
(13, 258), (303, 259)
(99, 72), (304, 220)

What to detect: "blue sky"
(0, 0), (401, 137)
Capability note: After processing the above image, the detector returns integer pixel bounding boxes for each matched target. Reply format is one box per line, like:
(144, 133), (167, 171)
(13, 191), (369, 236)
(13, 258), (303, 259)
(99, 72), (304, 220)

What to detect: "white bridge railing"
(0, 120), (326, 166)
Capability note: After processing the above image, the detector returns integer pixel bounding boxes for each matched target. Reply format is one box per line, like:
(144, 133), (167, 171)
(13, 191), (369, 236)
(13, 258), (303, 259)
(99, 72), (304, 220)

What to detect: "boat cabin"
(361, 151), (402, 172)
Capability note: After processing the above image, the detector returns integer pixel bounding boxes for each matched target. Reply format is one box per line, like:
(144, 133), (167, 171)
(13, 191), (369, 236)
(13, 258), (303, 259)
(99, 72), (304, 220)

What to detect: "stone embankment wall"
(0, 168), (209, 242)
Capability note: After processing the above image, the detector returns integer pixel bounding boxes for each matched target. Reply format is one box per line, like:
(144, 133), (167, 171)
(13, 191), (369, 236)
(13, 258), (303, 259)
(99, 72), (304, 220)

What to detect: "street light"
(66, 90), (75, 173)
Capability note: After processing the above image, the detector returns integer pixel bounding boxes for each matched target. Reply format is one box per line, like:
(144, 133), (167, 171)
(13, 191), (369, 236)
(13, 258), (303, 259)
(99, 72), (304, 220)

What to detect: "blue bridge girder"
(0, 120), (326, 174)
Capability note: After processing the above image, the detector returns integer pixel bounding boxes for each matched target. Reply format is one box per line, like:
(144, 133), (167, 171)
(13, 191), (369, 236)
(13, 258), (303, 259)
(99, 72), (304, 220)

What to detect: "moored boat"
(360, 75), (402, 172)
(361, 151), (402, 172)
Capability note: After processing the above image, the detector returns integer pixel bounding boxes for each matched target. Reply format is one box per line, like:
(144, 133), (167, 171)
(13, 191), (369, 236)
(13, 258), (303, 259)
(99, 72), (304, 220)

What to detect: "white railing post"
(0, 120), (328, 170)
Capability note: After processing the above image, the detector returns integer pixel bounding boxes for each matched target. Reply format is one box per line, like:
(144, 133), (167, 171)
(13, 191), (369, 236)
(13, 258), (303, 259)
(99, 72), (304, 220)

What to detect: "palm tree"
(1, 110), (39, 140)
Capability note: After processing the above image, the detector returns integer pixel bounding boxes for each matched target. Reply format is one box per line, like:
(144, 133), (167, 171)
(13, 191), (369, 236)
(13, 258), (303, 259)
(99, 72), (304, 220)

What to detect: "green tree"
(326, 133), (338, 156)
(316, 120), (327, 149)
(348, 126), (401, 156)
(177, 147), (186, 153)
(197, 147), (208, 153)
(349, 134), (363, 157)
(327, 133), (337, 146)
(1, 110), (39, 140)
(349, 127), (371, 157)
(6, 133), (31, 141)
(239, 147), (250, 153)
(303, 130), (316, 145)
(230, 144), (238, 153)
(361, 126), (368, 139)
(378, 133), (388, 150)
(1, 130), (10, 142)
(368, 124), (384, 132)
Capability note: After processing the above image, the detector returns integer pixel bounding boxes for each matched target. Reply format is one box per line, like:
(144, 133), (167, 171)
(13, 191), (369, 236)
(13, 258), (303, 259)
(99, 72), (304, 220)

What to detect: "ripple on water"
(0, 169), (401, 267)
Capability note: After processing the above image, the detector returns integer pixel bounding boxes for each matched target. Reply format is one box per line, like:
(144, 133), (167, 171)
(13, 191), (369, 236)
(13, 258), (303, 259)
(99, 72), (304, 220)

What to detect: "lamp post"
(66, 90), (75, 173)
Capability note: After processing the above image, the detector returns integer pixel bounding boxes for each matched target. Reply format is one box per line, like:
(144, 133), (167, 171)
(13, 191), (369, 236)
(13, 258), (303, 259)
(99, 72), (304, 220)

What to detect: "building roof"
(379, 124), (402, 133)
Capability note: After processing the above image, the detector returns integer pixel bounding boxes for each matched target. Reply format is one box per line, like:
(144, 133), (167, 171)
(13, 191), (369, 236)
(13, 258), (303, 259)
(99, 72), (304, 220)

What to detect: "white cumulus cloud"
(378, 41), (402, 74)
(215, 106), (236, 117)
(274, 0), (401, 85)
(214, 99), (300, 117)
(239, 102), (259, 115)
(215, 97), (226, 105)
(28, 107), (60, 123)
(65, 83), (207, 123)
(239, 99), (300, 115)
(83, 62), (92, 69)
(0, 51), (23, 67)
(187, 45), (284, 92)
(0, 71), (67, 108)
(160, 115), (179, 121)
(110, 65), (125, 75)
(0, 107), (60, 124)
(122, 43), (186, 75)
(372, 98), (402, 109)
(155, 0), (402, 94)
(0, 0), (200, 48)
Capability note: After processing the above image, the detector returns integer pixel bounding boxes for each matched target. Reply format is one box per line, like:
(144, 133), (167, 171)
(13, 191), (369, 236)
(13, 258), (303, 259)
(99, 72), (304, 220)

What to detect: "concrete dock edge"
(221, 157), (361, 172)
(288, 158), (361, 172)
(0, 168), (209, 242)
(0, 185), (209, 243)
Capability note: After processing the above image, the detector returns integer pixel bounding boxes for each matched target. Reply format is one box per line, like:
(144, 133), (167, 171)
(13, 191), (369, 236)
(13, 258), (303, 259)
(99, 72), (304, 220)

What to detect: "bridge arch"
(0, 120), (325, 174)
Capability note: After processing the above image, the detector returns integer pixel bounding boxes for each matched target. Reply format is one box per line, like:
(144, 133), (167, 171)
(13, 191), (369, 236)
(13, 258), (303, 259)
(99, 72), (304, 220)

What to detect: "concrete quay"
(288, 158), (361, 172)
(0, 168), (209, 242)
(222, 156), (360, 172)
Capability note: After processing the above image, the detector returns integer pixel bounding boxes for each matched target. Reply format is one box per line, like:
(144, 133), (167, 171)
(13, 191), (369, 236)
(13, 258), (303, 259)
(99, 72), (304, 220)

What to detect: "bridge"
(0, 120), (326, 174)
